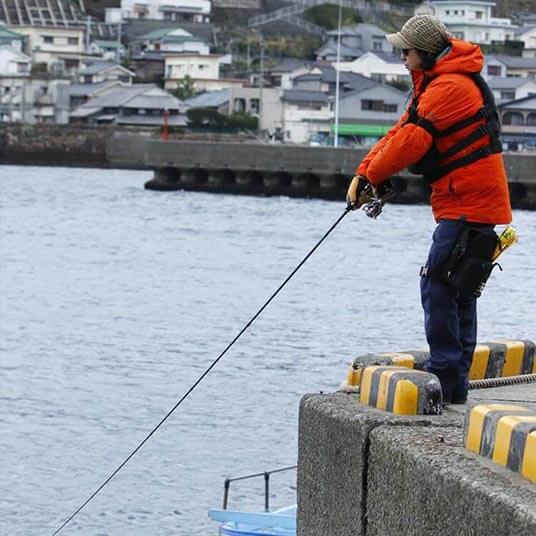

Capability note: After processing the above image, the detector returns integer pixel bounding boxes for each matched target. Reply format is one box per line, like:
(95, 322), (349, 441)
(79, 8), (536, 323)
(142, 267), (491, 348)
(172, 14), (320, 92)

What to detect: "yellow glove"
(346, 175), (373, 210)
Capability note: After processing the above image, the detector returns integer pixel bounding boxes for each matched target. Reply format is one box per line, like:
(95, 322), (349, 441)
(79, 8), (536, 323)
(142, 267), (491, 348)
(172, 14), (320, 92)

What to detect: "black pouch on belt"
(441, 225), (500, 298)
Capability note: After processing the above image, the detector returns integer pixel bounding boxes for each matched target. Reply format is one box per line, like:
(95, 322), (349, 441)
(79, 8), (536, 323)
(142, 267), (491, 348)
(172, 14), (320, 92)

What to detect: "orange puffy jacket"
(356, 39), (512, 225)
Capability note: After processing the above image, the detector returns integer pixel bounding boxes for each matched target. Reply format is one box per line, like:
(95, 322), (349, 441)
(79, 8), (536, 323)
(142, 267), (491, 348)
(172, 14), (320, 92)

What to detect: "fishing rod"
(50, 206), (356, 535)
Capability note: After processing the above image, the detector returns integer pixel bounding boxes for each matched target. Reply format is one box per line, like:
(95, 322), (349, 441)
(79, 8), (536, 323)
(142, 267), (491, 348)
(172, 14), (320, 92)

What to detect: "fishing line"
(50, 207), (351, 535)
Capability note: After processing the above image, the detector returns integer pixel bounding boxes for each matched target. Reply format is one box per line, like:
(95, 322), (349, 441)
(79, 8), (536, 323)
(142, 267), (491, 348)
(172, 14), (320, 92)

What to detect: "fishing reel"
(362, 181), (395, 219)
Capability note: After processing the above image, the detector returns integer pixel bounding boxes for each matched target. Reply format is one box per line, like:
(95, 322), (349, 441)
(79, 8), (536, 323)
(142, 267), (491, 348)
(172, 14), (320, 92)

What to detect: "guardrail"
(222, 464), (297, 511)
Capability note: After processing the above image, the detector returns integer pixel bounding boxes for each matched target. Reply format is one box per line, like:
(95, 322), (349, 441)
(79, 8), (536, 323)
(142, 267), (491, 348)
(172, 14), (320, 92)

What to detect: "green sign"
(331, 123), (393, 136)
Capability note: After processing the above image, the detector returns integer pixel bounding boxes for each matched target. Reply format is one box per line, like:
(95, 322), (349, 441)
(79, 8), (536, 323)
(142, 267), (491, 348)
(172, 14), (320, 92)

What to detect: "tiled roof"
(185, 89), (230, 108)
(487, 77), (535, 89)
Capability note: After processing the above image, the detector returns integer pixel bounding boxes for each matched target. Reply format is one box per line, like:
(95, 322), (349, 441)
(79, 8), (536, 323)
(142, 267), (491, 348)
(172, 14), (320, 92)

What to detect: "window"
(16, 62), (27, 73)
(234, 98), (246, 113)
(68, 37), (78, 45)
(453, 32), (464, 39)
(475, 11), (483, 19)
(527, 113), (536, 126)
(361, 99), (396, 113)
(373, 41), (383, 51)
(500, 91), (516, 100)
(250, 98), (259, 113)
(43, 35), (54, 44)
(487, 65), (501, 76)
(502, 112), (524, 125)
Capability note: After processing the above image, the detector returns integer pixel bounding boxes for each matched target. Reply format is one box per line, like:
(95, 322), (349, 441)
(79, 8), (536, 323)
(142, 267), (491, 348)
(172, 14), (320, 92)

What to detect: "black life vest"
(405, 72), (503, 184)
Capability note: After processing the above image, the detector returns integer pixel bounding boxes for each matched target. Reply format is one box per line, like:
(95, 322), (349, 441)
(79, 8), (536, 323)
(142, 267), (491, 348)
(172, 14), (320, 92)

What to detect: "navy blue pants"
(420, 219), (477, 402)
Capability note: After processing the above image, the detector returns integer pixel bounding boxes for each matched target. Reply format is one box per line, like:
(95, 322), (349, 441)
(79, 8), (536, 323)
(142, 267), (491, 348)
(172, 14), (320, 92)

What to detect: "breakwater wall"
(2, 126), (536, 210)
(110, 136), (536, 210)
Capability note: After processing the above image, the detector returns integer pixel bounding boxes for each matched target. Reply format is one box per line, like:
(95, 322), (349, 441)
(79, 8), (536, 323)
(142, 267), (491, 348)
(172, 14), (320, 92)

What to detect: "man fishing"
(346, 14), (512, 405)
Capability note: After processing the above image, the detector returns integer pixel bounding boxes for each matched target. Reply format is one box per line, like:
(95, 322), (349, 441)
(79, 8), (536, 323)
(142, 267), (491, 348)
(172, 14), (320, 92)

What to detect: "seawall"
(298, 385), (536, 536)
(1, 126), (536, 209)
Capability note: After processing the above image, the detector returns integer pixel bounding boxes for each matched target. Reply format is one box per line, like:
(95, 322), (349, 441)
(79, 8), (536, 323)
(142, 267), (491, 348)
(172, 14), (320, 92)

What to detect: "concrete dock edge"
(297, 391), (536, 536)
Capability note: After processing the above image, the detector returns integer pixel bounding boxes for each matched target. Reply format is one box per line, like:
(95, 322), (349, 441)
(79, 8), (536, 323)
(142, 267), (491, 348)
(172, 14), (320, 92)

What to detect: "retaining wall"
(297, 392), (536, 536)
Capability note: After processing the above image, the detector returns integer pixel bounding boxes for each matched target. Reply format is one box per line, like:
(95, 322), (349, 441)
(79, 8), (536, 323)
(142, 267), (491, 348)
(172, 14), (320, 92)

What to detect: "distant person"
(346, 15), (512, 404)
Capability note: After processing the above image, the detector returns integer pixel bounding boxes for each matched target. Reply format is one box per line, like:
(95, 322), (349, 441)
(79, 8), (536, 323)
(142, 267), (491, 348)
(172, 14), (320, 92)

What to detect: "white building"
(164, 53), (244, 92)
(88, 40), (125, 62)
(268, 59), (312, 90)
(10, 24), (85, 74)
(0, 75), (70, 123)
(136, 28), (210, 55)
(337, 51), (410, 84)
(121, 0), (211, 23)
(0, 25), (25, 51)
(229, 86), (282, 134)
(487, 76), (536, 102)
(0, 45), (30, 76)
(415, 1), (515, 44)
(483, 55), (536, 80)
(77, 63), (135, 85)
(280, 89), (332, 144)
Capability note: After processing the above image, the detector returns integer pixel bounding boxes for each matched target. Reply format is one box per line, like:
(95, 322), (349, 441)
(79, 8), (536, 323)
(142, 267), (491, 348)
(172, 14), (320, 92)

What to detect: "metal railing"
(222, 465), (297, 512)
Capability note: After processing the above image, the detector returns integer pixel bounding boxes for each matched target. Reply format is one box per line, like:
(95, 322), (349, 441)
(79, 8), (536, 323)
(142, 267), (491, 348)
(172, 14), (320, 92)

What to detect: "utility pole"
(85, 15), (91, 53)
(259, 35), (264, 132)
(116, 22), (122, 64)
(334, 0), (342, 147)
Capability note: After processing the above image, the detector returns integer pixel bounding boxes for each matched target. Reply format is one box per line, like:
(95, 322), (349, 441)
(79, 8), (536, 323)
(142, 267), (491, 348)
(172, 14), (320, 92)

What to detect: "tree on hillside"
(303, 5), (362, 30)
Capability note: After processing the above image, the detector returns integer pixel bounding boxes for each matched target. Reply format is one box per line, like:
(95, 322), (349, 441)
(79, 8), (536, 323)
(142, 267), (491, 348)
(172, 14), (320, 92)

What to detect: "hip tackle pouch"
(442, 225), (500, 298)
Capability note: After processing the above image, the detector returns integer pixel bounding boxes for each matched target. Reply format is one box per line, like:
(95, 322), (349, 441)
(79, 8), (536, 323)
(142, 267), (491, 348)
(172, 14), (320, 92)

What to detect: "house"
(292, 66), (377, 95)
(229, 86), (282, 134)
(415, 1), (515, 44)
(337, 51), (410, 84)
(333, 83), (407, 146)
(164, 53), (244, 92)
(315, 43), (362, 63)
(10, 24), (85, 74)
(0, 25), (24, 51)
(483, 54), (536, 80)
(0, 45), (30, 76)
(512, 26), (536, 52)
(134, 28), (210, 55)
(70, 84), (189, 125)
(267, 59), (312, 90)
(324, 23), (393, 54)
(88, 40), (125, 62)
(280, 89), (331, 144)
(131, 51), (166, 82)
(77, 63), (135, 85)
(184, 88), (230, 114)
(498, 95), (536, 150)
(487, 76), (536, 102)
(68, 80), (125, 109)
(120, 0), (211, 23)
(0, 75), (70, 123)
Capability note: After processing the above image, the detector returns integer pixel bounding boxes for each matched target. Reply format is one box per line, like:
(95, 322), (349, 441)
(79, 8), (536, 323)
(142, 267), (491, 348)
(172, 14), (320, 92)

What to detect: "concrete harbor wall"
(1, 125), (536, 210)
(110, 136), (536, 210)
(298, 392), (536, 536)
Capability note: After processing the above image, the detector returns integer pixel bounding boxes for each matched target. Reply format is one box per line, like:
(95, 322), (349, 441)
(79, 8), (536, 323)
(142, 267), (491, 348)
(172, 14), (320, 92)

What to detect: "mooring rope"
(50, 208), (350, 536)
(468, 373), (536, 390)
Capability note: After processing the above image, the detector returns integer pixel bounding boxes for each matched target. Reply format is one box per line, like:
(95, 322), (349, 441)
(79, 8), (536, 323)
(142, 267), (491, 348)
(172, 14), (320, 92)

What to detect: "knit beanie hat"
(386, 14), (452, 55)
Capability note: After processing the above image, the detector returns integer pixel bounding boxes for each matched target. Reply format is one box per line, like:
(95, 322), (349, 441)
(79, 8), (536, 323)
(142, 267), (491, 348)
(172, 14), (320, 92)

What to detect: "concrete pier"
(105, 137), (536, 209)
(297, 384), (536, 536)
